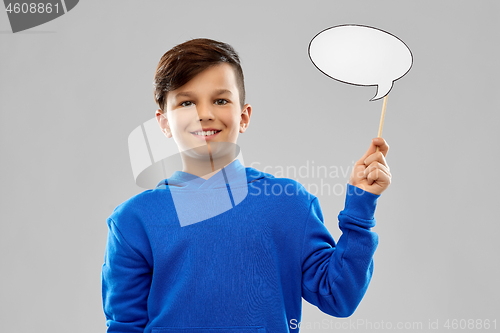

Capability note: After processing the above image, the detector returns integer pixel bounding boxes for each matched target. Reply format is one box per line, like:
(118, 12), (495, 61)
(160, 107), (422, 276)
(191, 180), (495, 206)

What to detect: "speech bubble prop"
(308, 24), (413, 101)
(128, 108), (248, 227)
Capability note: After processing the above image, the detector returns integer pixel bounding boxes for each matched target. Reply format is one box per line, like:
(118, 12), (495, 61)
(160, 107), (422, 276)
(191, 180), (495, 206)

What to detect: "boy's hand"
(349, 137), (391, 196)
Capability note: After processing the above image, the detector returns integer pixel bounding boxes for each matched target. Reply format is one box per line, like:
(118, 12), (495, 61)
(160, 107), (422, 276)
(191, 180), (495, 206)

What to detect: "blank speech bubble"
(309, 24), (413, 101)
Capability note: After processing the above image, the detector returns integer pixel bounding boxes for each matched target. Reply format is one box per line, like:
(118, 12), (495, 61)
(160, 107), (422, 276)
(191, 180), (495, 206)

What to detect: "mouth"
(190, 129), (222, 140)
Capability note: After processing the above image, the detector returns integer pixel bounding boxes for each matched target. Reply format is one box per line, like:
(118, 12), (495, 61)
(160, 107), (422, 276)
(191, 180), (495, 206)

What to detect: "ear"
(240, 104), (251, 133)
(156, 109), (172, 138)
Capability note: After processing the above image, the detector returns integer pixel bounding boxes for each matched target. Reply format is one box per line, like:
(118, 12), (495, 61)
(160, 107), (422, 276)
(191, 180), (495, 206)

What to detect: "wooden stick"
(207, 142), (215, 172)
(376, 95), (388, 153)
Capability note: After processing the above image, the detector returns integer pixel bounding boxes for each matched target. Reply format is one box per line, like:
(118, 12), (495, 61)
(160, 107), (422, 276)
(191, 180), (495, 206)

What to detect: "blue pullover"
(101, 158), (380, 332)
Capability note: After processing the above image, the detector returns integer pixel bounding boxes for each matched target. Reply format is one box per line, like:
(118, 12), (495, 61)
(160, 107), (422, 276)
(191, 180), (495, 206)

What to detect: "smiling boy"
(101, 38), (391, 333)
(156, 59), (251, 180)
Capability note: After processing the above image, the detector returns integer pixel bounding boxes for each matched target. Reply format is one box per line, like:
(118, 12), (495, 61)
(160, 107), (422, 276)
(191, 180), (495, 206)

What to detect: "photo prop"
(309, 24), (413, 151)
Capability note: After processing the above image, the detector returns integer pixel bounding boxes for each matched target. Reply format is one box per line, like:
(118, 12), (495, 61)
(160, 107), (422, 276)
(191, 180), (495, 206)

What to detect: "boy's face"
(156, 63), (251, 156)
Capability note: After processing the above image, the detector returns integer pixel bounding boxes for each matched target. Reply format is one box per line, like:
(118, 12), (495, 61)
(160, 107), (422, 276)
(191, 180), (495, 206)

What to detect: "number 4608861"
(6, 2), (60, 14)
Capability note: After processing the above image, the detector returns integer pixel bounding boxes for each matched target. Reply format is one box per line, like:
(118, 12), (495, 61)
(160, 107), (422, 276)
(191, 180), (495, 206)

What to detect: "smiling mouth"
(190, 130), (222, 139)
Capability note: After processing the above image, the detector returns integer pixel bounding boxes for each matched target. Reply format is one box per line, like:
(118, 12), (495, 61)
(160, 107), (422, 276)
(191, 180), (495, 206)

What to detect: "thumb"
(355, 138), (378, 165)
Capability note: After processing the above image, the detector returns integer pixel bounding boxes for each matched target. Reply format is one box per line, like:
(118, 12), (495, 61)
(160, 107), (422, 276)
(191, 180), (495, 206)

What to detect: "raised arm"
(301, 183), (380, 317)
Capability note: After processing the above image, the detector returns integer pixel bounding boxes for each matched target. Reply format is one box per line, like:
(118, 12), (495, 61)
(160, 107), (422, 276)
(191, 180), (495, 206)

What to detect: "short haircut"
(153, 38), (246, 112)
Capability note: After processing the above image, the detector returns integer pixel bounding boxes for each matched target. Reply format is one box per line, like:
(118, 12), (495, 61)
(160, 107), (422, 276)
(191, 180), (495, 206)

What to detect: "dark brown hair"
(153, 38), (246, 112)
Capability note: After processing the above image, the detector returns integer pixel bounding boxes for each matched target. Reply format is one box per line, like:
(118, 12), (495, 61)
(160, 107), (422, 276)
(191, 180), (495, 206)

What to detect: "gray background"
(1, 1), (499, 332)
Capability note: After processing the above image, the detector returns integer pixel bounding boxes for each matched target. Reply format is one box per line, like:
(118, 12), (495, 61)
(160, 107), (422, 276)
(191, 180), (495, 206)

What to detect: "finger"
(373, 137), (389, 157)
(355, 139), (379, 165)
(366, 166), (392, 186)
(357, 137), (389, 165)
(364, 162), (391, 179)
(366, 168), (378, 185)
(364, 151), (390, 170)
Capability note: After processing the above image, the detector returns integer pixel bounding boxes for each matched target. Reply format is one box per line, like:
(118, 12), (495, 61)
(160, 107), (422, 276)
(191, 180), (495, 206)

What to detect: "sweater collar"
(156, 158), (249, 190)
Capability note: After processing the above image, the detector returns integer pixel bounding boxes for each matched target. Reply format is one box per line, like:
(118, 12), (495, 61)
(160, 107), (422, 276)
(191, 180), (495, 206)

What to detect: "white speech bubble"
(309, 24), (413, 101)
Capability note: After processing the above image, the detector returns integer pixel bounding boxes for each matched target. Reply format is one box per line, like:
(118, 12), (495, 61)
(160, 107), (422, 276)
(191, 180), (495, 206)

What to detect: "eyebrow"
(174, 89), (233, 99)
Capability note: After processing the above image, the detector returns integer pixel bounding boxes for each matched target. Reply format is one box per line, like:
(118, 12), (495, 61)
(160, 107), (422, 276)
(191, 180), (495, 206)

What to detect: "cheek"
(169, 115), (190, 132)
(226, 119), (241, 135)
(224, 113), (241, 129)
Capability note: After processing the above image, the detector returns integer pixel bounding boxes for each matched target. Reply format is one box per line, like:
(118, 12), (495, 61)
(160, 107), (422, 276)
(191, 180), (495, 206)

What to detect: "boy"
(101, 38), (391, 333)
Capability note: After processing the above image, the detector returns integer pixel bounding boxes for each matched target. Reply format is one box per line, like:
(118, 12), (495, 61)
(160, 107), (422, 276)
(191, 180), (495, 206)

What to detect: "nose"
(196, 102), (215, 121)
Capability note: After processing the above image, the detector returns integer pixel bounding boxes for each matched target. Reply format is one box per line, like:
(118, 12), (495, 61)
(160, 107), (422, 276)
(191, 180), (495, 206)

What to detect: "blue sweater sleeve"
(101, 218), (152, 332)
(300, 183), (380, 317)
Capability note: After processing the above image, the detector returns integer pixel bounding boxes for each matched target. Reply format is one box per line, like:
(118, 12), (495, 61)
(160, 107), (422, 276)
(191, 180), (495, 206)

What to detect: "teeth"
(193, 130), (219, 136)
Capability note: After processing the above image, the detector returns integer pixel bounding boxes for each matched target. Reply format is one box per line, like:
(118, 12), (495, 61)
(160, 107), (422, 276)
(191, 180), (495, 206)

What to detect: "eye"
(180, 101), (194, 107)
(215, 99), (228, 105)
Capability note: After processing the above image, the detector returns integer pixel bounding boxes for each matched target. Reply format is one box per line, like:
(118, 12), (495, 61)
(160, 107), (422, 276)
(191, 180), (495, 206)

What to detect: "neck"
(180, 144), (238, 180)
